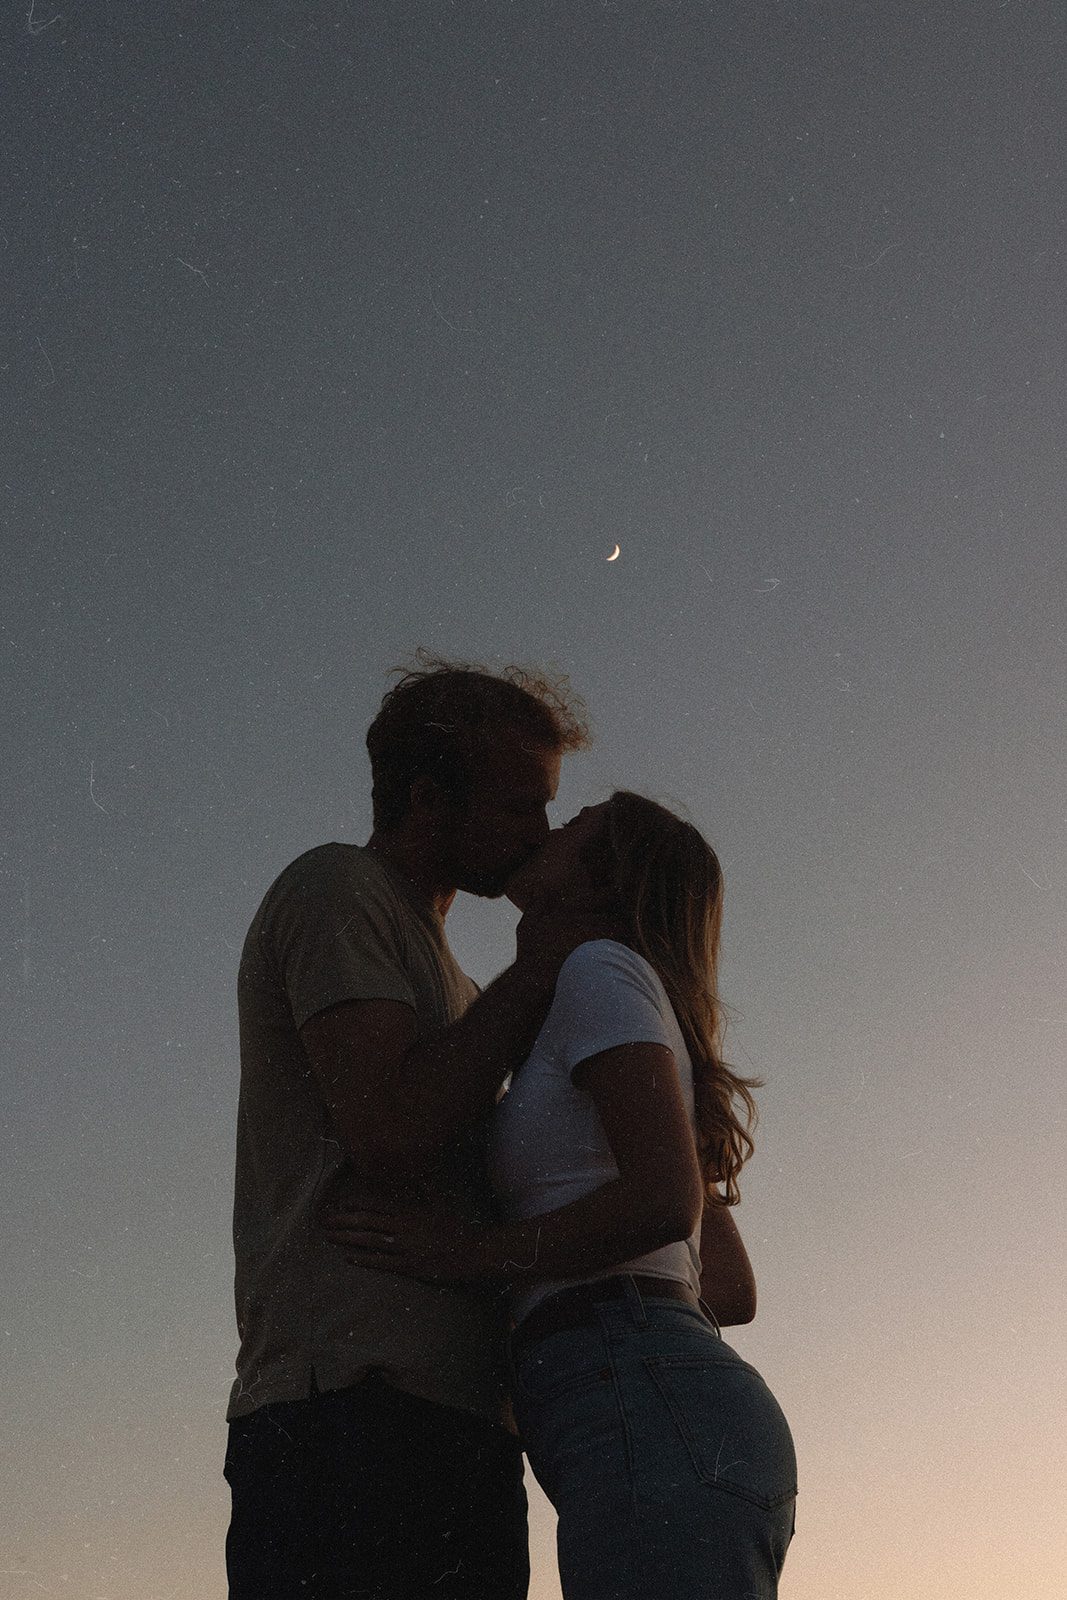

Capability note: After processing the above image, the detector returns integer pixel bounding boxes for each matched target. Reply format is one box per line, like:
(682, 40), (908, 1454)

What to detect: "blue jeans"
(510, 1283), (796, 1599)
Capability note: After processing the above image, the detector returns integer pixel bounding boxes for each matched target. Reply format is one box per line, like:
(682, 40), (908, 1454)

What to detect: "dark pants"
(225, 1372), (529, 1600)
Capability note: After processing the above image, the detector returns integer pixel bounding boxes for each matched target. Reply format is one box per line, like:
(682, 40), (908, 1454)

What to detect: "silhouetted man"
(225, 654), (594, 1599)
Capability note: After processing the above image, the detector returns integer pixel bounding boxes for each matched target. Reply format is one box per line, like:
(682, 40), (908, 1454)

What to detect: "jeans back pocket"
(643, 1353), (797, 1511)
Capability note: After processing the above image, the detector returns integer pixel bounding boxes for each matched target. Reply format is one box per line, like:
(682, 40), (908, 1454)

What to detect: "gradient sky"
(4, 4), (1066, 1597)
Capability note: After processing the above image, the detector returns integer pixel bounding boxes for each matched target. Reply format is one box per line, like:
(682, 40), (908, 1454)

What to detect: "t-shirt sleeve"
(261, 850), (418, 1030)
(548, 940), (675, 1081)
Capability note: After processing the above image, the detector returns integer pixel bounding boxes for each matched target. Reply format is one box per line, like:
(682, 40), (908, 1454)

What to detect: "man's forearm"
(478, 1179), (694, 1288)
(331, 908), (626, 1174)
(393, 958), (556, 1153)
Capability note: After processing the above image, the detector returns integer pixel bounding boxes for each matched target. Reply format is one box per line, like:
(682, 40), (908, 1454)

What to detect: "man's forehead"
(479, 734), (561, 796)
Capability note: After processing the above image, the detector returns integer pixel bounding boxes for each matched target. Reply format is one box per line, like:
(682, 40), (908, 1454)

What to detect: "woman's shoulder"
(558, 938), (664, 995)
(559, 936), (638, 969)
(547, 938), (683, 1065)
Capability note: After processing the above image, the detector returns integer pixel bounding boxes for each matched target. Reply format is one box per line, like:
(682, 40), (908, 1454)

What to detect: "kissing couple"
(225, 652), (796, 1600)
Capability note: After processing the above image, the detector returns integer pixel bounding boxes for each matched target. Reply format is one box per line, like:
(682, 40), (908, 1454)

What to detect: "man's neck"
(364, 829), (457, 919)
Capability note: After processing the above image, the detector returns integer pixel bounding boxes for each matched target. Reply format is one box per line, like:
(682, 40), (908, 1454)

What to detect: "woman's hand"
(322, 1205), (494, 1286)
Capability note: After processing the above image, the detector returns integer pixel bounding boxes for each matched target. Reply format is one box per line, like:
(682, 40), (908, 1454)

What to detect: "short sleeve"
(260, 848), (418, 1029)
(548, 940), (675, 1081)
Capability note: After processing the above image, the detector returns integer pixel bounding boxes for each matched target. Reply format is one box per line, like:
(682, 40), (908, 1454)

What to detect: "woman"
(328, 792), (797, 1598)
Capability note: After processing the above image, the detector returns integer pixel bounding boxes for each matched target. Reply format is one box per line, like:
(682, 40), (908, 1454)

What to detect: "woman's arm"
(698, 1199), (757, 1326)
(483, 1040), (703, 1284)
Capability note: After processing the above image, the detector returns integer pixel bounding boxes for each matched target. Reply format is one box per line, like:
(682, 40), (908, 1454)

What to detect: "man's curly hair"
(366, 649), (591, 829)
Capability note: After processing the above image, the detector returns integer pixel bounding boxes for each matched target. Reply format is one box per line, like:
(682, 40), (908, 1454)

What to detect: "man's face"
(503, 802), (611, 911)
(441, 731), (562, 898)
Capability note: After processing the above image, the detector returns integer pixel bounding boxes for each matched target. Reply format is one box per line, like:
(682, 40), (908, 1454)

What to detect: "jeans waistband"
(510, 1273), (715, 1361)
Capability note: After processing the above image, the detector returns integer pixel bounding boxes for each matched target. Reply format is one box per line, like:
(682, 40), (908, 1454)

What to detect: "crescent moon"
(606, 544), (621, 561)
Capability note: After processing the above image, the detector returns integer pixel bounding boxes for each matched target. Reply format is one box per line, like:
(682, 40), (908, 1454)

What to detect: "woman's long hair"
(595, 791), (760, 1206)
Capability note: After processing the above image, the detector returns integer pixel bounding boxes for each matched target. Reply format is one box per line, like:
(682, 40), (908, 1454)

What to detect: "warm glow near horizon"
(5, 3), (1065, 1596)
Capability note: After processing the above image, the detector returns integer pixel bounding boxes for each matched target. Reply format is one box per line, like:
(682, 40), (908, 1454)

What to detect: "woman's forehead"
(570, 801), (609, 825)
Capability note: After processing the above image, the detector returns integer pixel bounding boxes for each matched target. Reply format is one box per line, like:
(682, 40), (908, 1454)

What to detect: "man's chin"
(501, 863), (537, 909)
(491, 871), (540, 906)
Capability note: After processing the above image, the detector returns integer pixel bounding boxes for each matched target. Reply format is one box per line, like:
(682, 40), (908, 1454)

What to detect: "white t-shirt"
(488, 939), (702, 1325)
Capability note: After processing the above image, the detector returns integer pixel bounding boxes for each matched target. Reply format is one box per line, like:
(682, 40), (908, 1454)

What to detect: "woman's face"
(504, 802), (612, 911)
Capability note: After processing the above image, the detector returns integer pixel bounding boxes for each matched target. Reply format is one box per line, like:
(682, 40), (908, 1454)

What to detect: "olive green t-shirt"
(228, 843), (509, 1424)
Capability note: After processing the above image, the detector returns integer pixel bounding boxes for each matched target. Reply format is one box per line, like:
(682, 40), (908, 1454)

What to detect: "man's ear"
(408, 775), (441, 817)
(409, 774), (460, 828)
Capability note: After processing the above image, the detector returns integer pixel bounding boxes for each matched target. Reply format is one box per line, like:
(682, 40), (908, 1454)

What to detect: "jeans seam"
(594, 1305), (639, 1520)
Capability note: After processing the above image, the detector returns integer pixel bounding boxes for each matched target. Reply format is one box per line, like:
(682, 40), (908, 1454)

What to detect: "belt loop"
(697, 1297), (723, 1338)
(622, 1273), (647, 1327)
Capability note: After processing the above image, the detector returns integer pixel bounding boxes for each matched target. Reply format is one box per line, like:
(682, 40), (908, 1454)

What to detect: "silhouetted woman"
(332, 792), (797, 1598)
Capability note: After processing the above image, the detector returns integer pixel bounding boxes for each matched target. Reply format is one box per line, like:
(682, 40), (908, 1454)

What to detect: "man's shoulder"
(272, 841), (370, 888)
(255, 843), (396, 924)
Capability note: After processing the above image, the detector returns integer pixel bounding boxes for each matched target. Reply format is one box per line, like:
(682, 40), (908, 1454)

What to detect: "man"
(225, 654), (598, 1600)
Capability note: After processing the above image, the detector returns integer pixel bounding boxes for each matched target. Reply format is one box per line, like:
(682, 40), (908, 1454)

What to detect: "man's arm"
(301, 965), (546, 1173)
(327, 1044), (762, 1315)
(301, 910), (619, 1181)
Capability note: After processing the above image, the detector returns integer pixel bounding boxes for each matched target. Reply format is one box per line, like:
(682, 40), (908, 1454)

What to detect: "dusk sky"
(4, 4), (1065, 1596)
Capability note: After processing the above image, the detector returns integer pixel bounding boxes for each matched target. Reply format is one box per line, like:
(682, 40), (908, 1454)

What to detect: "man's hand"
(322, 1205), (495, 1286)
(515, 901), (628, 978)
